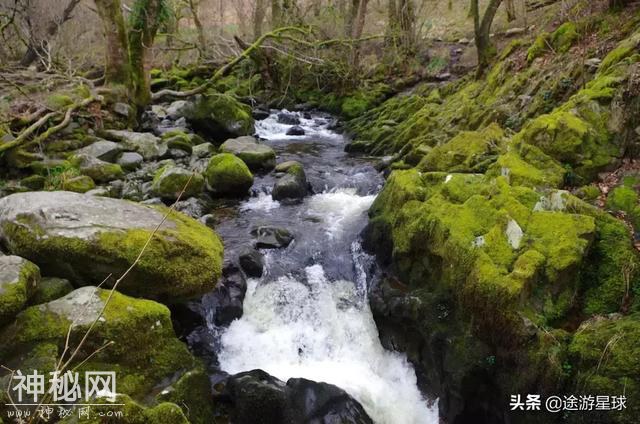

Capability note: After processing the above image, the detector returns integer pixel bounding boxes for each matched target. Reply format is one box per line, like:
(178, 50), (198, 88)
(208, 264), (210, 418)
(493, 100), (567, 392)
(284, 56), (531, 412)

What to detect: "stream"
(199, 110), (438, 424)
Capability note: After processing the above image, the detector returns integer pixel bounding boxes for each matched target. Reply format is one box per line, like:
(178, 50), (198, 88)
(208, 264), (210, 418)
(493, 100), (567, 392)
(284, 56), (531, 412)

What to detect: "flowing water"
(206, 110), (439, 424)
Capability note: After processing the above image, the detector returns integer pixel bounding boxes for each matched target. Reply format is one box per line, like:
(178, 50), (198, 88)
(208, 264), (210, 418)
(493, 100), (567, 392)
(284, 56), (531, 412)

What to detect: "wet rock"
(0, 191), (224, 300)
(220, 136), (276, 172)
(0, 255), (40, 327)
(166, 148), (191, 159)
(73, 139), (123, 162)
(104, 130), (168, 160)
(117, 152), (144, 171)
(238, 248), (265, 278)
(277, 112), (300, 125)
(31, 276), (74, 305)
(199, 214), (216, 227)
(222, 370), (373, 424)
(272, 161), (308, 201)
(204, 153), (254, 197)
(70, 153), (124, 182)
(152, 165), (204, 201)
(252, 108), (270, 121)
(251, 226), (294, 249)
(183, 94), (255, 141)
(286, 125), (305, 136)
(192, 142), (216, 158)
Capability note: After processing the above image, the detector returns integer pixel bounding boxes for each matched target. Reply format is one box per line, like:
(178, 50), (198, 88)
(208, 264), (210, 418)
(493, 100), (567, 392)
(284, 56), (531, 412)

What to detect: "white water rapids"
(215, 111), (439, 424)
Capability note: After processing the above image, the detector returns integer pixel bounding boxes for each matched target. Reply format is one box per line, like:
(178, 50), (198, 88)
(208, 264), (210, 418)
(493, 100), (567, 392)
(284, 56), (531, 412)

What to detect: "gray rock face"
(286, 126), (305, 136)
(0, 255), (40, 326)
(74, 140), (123, 162)
(238, 248), (264, 278)
(104, 130), (168, 160)
(220, 136), (276, 171)
(113, 102), (133, 118)
(117, 152), (144, 171)
(277, 112), (300, 125)
(166, 100), (188, 120)
(0, 191), (223, 300)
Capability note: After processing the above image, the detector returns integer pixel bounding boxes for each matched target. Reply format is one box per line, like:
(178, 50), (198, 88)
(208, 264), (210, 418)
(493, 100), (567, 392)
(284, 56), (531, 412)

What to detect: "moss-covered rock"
(418, 123), (505, 172)
(204, 153), (254, 197)
(31, 277), (74, 305)
(0, 256), (40, 327)
(0, 287), (208, 416)
(69, 154), (124, 183)
(568, 314), (640, 424)
(63, 175), (96, 193)
(0, 191), (223, 301)
(219, 136), (276, 172)
(184, 93), (255, 141)
(152, 166), (205, 201)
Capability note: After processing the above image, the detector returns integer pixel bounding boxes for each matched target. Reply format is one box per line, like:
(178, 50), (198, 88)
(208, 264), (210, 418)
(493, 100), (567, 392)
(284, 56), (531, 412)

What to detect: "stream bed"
(197, 110), (438, 424)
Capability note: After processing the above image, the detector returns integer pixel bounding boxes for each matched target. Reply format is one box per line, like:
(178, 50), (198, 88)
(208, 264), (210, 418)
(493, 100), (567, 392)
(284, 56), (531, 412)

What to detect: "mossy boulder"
(220, 136), (276, 171)
(64, 175), (96, 193)
(272, 161), (308, 201)
(31, 277), (74, 305)
(606, 186), (640, 226)
(551, 22), (580, 53)
(488, 142), (566, 188)
(73, 139), (123, 162)
(204, 153), (254, 197)
(419, 123), (505, 172)
(0, 191), (223, 301)
(367, 171), (596, 331)
(568, 314), (640, 424)
(69, 154), (124, 183)
(152, 166), (205, 201)
(0, 256), (40, 327)
(0, 287), (208, 412)
(184, 93), (255, 141)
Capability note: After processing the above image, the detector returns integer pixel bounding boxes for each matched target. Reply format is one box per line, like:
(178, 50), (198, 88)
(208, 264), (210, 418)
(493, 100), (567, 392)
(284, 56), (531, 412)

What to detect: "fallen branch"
(0, 95), (101, 153)
(151, 26), (311, 100)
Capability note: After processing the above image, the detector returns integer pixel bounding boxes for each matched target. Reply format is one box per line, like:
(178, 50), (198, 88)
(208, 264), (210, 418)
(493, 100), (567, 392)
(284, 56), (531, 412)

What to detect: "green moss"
(607, 186), (638, 214)
(599, 30), (640, 74)
(30, 277), (74, 304)
(204, 153), (253, 197)
(186, 93), (254, 140)
(46, 94), (73, 110)
(19, 174), (46, 190)
(551, 22), (580, 53)
(488, 142), (566, 188)
(419, 123), (505, 172)
(568, 314), (640, 423)
(156, 368), (215, 424)
(0, 257), (40, 327)
(152, 166), (204, 200)
(527, 33), (550, 62)
(575, 184), (601, 202)
(63, 175), (96, 193)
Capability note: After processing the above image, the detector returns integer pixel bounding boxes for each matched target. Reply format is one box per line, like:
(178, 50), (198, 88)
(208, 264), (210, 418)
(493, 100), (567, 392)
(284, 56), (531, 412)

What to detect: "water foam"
(305, 188), (377, 238)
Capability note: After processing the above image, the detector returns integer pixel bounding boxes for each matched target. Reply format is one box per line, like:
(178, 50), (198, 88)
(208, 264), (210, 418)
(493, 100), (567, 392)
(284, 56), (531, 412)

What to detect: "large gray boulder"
(0, 191), (223, 301)
(73, 139), (123, 162)
(103, 130), (168, 160)
(0, 255), (40, 327)
(220, 136), (276, 171)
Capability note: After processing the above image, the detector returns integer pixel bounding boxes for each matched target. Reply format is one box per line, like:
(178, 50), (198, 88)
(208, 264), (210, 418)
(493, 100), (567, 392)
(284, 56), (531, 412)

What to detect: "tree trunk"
(471, 0), (503, 79)
(19, 0), (81, 67)
(188, 0), (206, 52)
(345, 0), (359, 37)
(398, 0), (415, 52)
(505, 0), (516, 21)
(352, 0), (369, 39)
(94, 0), (130, 84)
(254, 0), (267, 39)
(128, 0), (164, 108)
